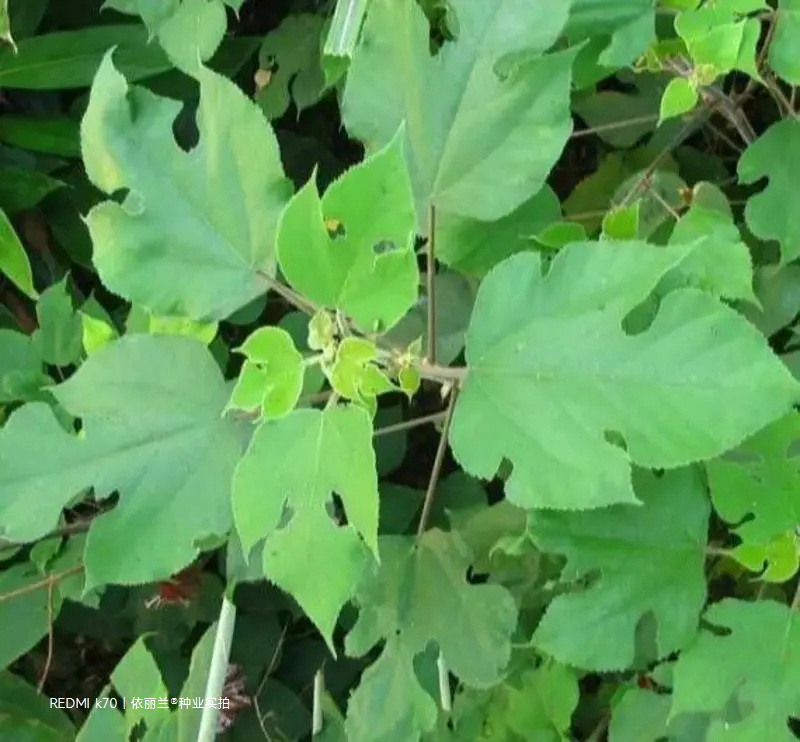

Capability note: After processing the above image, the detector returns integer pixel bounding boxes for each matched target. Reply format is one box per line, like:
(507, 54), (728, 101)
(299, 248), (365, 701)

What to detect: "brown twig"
(416, 388), (459, 539)
(571, 114), (659, 140)
(0, 564), (83, 604)
(258, 271), (320, 316)
(373, 411), (447, 438)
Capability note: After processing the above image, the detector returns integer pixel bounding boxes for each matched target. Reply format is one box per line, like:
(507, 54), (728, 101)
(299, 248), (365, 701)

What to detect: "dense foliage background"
(1, 0), (799, 739)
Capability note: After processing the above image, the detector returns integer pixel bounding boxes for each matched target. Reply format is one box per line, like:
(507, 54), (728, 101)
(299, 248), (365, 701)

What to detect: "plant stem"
(37, 578), (55, 693)
(373, 411), (447, 438)
(312, 669), (324, 736)
(416, 387), (459, 539)
(426, 204), (437, 365)
(436, 653), (452, 713)
(0, 564), (83, 603)
(416, 360), (467, 384)
(196, 595), (237, 742)
(571, 114), (658, 139)
(258, 271), (320, 316)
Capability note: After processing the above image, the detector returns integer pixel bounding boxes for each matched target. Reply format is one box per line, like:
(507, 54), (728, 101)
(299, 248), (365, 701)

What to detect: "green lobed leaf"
(342, 0), (575, 224)
(277, 130), (418, 332)
(671, 599), (800, 740)
(667, 204), (757, 304)
(256, 14), (327, 119)
(227, 326), (305, 420)
(0, 335), (244, 588)
(345, 530), (517, 742)
(706, 412), (800, 579)
(738, 118), (800, 264)
(0, 206), (36, 299)
(449, 244), (799, 510)
(529, 467), (709, 671)
(82, 53), (292, 321)
(233, 405), (379, 648)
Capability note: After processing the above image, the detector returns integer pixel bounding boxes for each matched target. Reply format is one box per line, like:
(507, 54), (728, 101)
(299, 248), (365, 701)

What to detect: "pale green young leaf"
(233, 405), (379, 647)
(769, 0), (800, 84)
(659, 77), (698, 124)
(32, 277), (82, 367)
(449, 244), (799, 510)
(738, 118), (800, 263)
(675, 0), (765, 79)
(730, 530), (799, 583)
(328, 336), (395, 413)
(0, 330), (46, 402)
(342, 0), (574, 224)
(602, 202), (640, 240)
(277, 131), (417, 332)
(82, 54), (292, 320)
(529, 468), (709, 671)
(706, 412), (800, 578)
(345, 530), (517, 742)
(0, 207), (36, 298)
(256, 14), (327, 118)
(436, 187), (561, 276)
(672, 599), (800, 740)
(0, 335), (243, 588)
(667, 205), (757, 304)
(228, 326), (304, 419)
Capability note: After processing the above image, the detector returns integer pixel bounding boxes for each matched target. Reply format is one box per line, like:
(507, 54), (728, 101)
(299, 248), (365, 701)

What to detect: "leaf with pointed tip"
(0, 335), (243, 588)
(32, 278), (82, 368)
(0, 207), (35, 299)
(738, 118), (800, 264)
(667, 205), (757, 304)
(450, 244), (799, 510)
(233, 405), (379, 647)
(529, 468), (709, 671)
(277, 132), (417, 332)
(342, 0), (574, 224)
(672, 599), (800, 741)
(345, 530), (517, 741)
(81, 54), (292, 321)
(228, 326), (305, 419)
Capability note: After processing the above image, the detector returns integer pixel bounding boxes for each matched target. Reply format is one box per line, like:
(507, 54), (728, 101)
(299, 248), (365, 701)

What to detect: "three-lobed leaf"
(342, 0), (575, 225)
(82, 53), (292, 321)
(0, 334), (244, 588)
(233, 405), (379, 648)
(450, 243), (799, 510)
